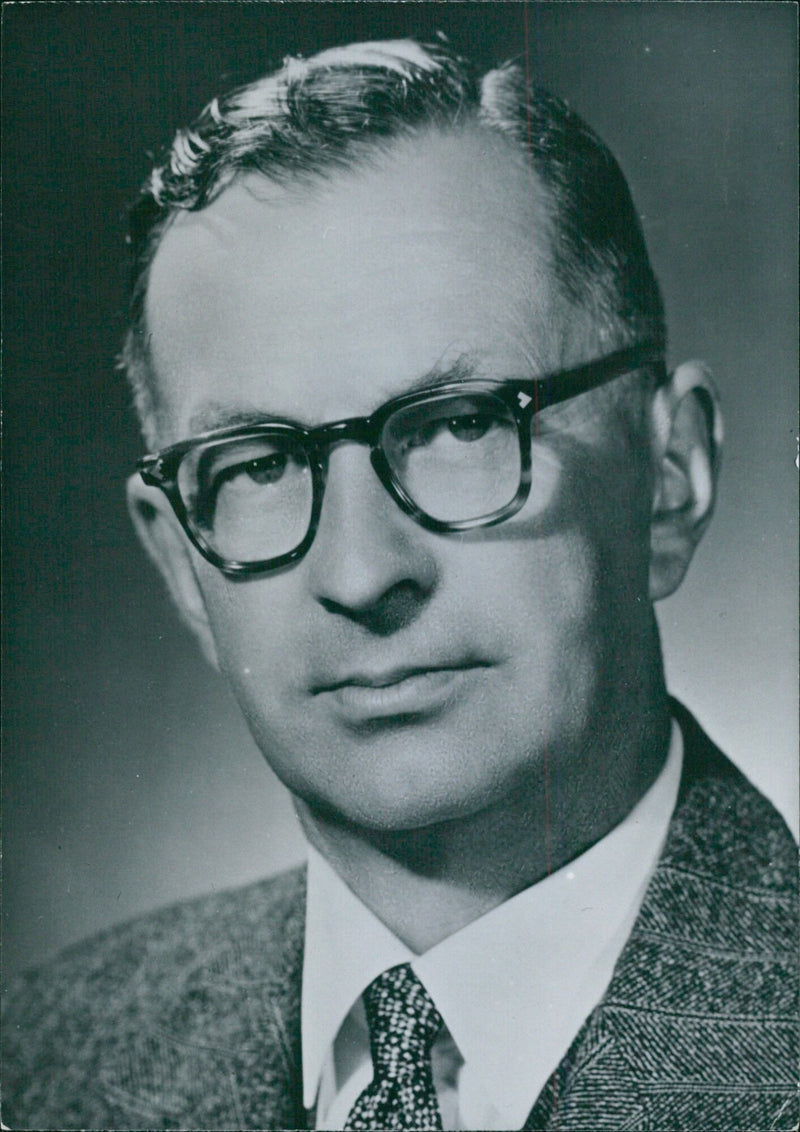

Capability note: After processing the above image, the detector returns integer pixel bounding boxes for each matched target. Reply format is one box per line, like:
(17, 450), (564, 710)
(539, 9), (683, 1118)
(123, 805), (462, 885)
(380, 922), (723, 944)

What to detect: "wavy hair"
(120, 38), (665, 442)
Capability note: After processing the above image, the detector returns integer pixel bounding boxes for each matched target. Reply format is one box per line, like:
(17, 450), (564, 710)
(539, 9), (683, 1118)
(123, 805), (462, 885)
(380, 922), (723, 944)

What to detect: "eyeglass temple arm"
(518, 343), (666, 412)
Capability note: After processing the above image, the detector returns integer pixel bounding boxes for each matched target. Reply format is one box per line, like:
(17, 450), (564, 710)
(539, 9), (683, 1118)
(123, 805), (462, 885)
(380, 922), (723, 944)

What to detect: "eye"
(206, 449), (293, 493)
(446, 413), (493, 442)
(237, 452), (289, 486)
(401, 409), (499, 451)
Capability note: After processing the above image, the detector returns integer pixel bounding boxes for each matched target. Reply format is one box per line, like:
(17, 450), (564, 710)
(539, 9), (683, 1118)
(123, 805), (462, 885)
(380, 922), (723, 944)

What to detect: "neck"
(297, 681), (672, 954)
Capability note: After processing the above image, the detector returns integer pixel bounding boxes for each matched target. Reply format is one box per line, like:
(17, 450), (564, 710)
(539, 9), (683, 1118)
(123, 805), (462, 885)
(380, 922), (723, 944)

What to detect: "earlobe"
(648, 361), (723, 602)
(126, 474), (220, 669)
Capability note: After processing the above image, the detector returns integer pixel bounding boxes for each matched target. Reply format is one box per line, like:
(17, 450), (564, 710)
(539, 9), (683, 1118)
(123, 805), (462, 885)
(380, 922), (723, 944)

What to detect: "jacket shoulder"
(2, 867), (307, 1130)
(535, 710), (799, 1131)
(579, 706), (800, 1131)
(666, 699), (798, 896)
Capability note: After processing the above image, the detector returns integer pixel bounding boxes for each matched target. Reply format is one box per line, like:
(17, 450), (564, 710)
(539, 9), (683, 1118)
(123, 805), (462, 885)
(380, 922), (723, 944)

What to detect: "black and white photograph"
(2, 2), (797, 1129)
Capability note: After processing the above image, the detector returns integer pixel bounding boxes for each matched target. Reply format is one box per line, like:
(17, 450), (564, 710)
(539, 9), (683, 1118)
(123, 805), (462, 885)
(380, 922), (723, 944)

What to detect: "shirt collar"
(302, 719), (683, 1122)
(301, 849), (412, 1108)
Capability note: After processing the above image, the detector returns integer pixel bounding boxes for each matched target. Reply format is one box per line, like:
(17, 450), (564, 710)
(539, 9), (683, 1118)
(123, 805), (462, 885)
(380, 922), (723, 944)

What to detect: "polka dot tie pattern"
(343, 962), (444, 1130)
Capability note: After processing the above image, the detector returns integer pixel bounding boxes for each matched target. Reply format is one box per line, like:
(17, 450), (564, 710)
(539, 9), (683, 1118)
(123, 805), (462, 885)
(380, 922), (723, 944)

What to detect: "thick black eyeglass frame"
(139, 343), (665, 577)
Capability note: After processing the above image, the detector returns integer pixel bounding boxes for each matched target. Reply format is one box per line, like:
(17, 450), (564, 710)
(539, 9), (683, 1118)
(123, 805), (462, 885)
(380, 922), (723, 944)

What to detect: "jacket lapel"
(525, 703), (799, 1130)
(96, 868), (309, 1130)
(228, 870), (307, 1129)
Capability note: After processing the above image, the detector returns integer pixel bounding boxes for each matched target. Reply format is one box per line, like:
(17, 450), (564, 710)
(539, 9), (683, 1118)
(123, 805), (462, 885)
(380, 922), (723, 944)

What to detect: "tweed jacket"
(3, 703), (798, 1131)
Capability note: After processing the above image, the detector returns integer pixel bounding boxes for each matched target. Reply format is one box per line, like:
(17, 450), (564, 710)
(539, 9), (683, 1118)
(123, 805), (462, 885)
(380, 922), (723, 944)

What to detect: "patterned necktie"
(344, 962), (444, 1131)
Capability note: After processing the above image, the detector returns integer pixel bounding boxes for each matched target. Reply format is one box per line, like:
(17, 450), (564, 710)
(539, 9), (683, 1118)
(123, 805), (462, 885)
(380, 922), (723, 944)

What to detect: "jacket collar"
(525, 700), (797, 1130)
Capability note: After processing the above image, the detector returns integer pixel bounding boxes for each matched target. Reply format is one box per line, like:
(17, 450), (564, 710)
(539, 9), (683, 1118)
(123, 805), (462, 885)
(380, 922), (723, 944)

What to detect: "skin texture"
(129, 125), (721, 949)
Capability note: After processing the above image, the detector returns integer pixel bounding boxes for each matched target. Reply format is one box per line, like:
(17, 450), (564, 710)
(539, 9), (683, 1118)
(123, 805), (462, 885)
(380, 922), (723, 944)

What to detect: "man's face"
(144, 127), (656, 833)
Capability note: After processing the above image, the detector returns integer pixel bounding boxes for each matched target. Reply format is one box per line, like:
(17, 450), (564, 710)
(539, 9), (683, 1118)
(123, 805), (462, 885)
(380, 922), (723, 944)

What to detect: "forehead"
(145, 126), (572, 439)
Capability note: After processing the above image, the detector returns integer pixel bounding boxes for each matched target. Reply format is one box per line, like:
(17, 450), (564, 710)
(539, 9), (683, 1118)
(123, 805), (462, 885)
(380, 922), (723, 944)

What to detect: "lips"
(312, 662), (489, 723)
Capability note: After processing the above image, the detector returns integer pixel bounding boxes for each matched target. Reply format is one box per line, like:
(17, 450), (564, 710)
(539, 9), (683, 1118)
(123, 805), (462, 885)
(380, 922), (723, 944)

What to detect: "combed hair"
(121, 37), (665, 442)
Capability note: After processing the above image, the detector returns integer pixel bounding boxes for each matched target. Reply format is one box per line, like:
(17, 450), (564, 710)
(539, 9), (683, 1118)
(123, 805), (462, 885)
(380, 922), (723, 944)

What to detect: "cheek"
(460, 526), (604, 692)
(202, 581), (322, 799)
(519, 534), (604, 683)
(547, 430), (653, 601)
(488, 458), (650, 708)
(198, 572), (303, 704)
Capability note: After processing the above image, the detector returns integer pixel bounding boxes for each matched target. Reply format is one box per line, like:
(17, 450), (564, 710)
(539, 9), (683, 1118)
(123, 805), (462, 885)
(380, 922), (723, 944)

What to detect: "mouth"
(313, 662), (489, 723)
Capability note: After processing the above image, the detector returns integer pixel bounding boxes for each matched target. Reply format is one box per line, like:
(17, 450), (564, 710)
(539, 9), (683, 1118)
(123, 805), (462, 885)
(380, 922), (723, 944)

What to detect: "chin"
(347, 793), (479, 833)
(299, 748), (528, 836)
(256, 706), (546, 833)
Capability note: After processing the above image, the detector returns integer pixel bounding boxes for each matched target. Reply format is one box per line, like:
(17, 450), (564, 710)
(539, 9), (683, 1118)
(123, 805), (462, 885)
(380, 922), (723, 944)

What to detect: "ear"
(126, 474), (220, 669)
(648, 360), (723, 602)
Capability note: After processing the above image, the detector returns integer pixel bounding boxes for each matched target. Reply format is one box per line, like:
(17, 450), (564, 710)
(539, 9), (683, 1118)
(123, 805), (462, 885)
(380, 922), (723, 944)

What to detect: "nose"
(304, 443), (438, 633)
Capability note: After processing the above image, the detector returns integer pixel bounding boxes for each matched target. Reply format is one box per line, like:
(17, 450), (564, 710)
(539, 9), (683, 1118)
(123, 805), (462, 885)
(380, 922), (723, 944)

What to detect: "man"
(3, 37), (797, 1132)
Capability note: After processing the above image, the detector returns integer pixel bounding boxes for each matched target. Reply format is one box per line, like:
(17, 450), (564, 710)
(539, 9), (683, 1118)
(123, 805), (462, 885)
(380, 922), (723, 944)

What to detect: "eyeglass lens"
(381, 391), (521, 522)
(179, 434), (315, 563)
(177, 390), (522, 564)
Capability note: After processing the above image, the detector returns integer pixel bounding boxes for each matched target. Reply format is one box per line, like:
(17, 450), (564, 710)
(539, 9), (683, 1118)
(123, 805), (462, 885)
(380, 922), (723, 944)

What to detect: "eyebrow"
(186, 354), (482, 435)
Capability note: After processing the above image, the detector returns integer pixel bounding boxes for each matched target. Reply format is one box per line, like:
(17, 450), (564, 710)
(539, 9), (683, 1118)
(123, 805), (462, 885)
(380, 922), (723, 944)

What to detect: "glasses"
(139, 343), (664, 576)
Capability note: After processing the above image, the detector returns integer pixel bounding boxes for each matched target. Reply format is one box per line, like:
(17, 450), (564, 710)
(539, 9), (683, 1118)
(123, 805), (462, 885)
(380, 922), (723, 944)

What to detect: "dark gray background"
(3, 1), (797, 980)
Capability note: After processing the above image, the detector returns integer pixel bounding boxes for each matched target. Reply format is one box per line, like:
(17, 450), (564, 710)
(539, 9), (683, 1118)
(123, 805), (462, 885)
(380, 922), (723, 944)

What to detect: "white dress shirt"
(302, 720), (683, 1130)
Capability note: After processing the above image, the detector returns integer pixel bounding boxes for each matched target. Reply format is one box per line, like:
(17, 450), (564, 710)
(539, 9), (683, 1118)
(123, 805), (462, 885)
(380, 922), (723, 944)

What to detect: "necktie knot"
(364, 963), (443, 1071)
(344, 963), (444, 1130)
